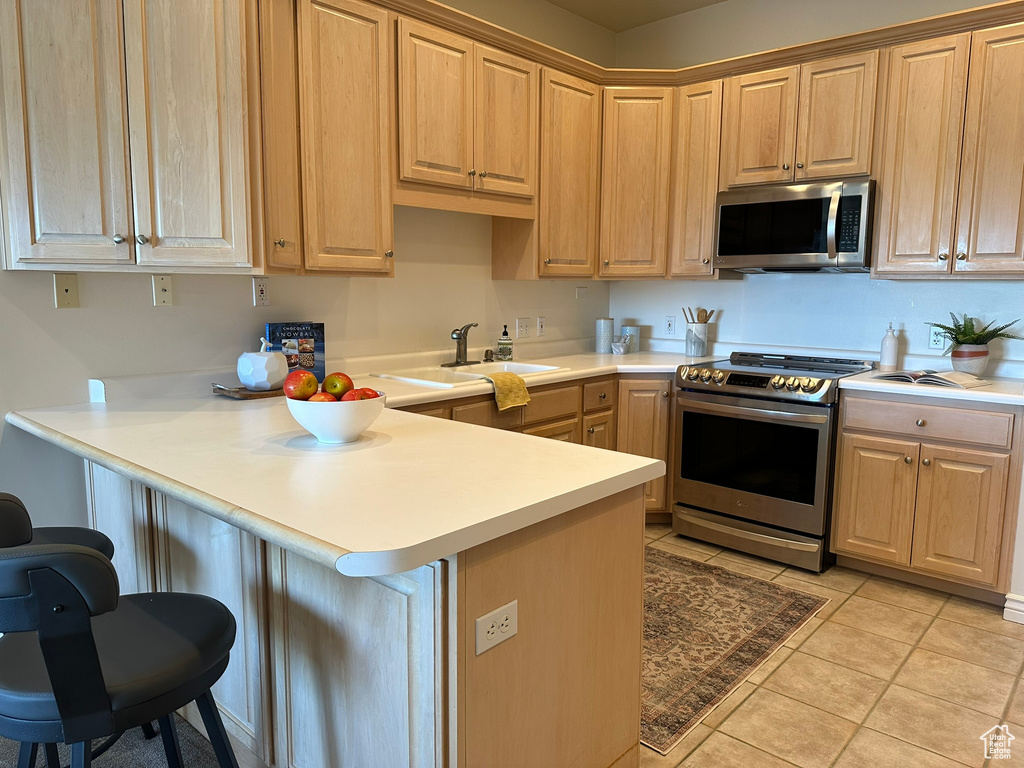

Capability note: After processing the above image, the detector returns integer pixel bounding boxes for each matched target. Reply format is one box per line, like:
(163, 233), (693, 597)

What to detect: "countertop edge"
(839, 371), (1024, 406)
(5, 411), (351, 572)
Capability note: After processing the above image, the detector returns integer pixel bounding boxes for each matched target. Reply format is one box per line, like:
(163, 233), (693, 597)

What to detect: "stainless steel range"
(672, 352), (871, 571)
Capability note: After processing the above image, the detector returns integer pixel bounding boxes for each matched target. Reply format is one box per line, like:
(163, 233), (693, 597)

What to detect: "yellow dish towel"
(486, 373), (531, 411)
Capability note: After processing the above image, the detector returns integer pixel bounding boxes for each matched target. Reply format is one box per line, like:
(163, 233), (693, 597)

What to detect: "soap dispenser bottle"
(497, 325), (514, 361)
(879, 323), (899, 371)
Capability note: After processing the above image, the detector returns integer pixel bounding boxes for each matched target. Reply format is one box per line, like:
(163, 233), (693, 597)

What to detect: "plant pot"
(950, 343), (990, 375)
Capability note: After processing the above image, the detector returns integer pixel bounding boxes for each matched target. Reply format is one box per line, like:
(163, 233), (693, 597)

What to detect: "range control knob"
(678, 366), (690, 382)
(800, 377), (822, 393)
(699, 368), (712, 383)
(688, 367), (701, 382)
(770, 374), (787, 390)
(712, 370), (726, 384)
(785, 376), (800, 391)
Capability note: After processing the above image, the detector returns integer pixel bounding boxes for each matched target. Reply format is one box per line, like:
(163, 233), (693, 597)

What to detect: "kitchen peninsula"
(5, 380), (663, 768)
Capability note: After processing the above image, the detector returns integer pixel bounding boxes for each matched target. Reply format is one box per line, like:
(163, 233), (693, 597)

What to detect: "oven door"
(673, 391), (836, 536)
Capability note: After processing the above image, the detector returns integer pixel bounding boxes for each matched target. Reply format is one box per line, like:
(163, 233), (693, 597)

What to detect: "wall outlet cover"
(664, 315), (676, 335)
(475, 599), (518, 655)
(53, 273), (79, 309)
(152, 275), (173, 307)
(928, 325), (946, 349)
(253, 277), (270, 306)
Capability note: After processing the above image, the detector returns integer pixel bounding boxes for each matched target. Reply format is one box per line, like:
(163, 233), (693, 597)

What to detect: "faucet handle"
(452, 322), (478, 339)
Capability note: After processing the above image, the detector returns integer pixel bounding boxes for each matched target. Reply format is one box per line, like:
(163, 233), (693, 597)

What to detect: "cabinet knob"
(468, 169), (476, 177)
(702, 258), (710, 264)
(384, 250), (394, 258)
(599, 392), (606, 400)
(273, 238), (286, 248)
(916, 418), (926, 427)
(956, 252), (967, 261)
(938, 252), (948, 261)
(604, 260), (610, 267)
(479, 170), (488, 178)
(662, 391), (669, 398)
(796, 162), (804, 169)
(112, 234), (126, 244)
(587, 427), (595, 434)
(136, 234), (149, 245)
(922, 458), (931, 466)
(782, 163), (789, 170)
(544, 258), (551, 265)
(904, 456), (913, 464)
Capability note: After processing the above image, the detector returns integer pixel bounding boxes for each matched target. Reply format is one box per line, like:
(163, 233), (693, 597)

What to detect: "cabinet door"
(538, 69), (601, 276)
(523, 416), (582, 443)
(669, 80), (722, 277)
(0, 0), (132, 266)
(911, 444), (1008, 586)
(796, 51), (878, 180)
(298, 0), (393, 273)
(474, 45), (538, 197)
(123, 0), (251, 268)
(874, 34), (970, 274)
(616, 378), (671, 510)
(954, 23), (1024, 274)
(583, 411), (616, 451)
(720, 66), (799, 187)
(833, 433), (918, 565)
(398, 18), (474, 190)
(599, 88), (673, 278)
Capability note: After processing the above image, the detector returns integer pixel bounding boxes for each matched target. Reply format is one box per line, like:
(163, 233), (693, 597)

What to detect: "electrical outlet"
(928, 325), (945, 349)
(53, 273), (79, 309)
(516, 317), (529, 338)
(665, 315), (676, 335)
(253, 277), (270, 306)
(152, 275), (173, 307)
(536, 316), (546, 337)
(575, 286), (588, 299)
(475, 599), (518, 655)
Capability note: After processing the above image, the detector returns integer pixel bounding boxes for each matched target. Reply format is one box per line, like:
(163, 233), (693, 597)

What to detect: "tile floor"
(642, 523), (1024, 768)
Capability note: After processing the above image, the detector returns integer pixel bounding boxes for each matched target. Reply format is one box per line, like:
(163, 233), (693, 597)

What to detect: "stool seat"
(0, 593), (235, 723)
(30, 527), (114, 561)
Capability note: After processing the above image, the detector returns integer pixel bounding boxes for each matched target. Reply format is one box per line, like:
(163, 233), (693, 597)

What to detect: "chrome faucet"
(441, 323), (480, 367)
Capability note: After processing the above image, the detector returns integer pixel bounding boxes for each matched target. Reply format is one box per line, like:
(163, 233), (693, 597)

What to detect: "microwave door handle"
(826, 190), (840, 259)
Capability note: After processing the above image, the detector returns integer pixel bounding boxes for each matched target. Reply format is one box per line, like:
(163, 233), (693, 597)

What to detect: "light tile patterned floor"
(642, 524), (1024, 768)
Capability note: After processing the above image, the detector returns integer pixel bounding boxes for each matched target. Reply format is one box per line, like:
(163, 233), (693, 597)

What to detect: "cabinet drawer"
(522, 416), (581, 443)
(522, 385), (580, 425)
(843, 397), (1014, 449)
(451, 399), (523, 429)
(583, 379), (616, 413)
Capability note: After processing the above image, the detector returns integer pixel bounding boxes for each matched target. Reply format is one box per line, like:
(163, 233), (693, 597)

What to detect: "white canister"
(685, 323), (708, 357)
(596, 318), (614, 354)
(237, 337), (289, 391)
(621, 325), (640, 353)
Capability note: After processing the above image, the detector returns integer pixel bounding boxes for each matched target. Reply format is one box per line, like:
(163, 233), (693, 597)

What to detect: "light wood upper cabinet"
(669, 80), (722, 277)
(720, 66), (799, 187)
(0, 0), (132, 266)
(874, 34), (971, 274)
(617, 378), (671, 510)
(538, 69), (601, 277)
(721, 52), (877, 188)
(796, 51), (878, 180)
(600, 88), (673, 278)
(911, 444), (1009, 585)
(833, 433), (918, 565)
(298, 0), (393, 274)
(398, 18), (474, 190)
(398, 20), (538, 198)
(954, 22), (1024, 274)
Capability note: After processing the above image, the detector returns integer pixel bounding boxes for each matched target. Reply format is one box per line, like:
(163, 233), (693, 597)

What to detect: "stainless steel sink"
(371, 362), (562, 389)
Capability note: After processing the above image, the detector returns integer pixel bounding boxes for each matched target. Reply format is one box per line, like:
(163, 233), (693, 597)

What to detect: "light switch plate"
(516, 317), (529, 338)
(536, 316), (546, 337)
(54, 273), (79, 309)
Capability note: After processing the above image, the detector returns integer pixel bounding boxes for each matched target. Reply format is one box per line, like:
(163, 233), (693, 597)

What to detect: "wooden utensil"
(697, 308), (708, 323)
(706, 310), (715, 322)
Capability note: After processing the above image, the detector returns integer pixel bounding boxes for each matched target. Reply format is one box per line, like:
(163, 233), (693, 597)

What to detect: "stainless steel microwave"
(713, 179), (874, 272)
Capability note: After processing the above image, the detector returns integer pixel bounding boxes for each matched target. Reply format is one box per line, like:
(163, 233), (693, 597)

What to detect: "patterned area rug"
(642, 546), (828, 754)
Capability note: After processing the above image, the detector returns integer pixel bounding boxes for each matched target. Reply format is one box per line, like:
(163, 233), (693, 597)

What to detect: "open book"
(873, 369), (991, 388)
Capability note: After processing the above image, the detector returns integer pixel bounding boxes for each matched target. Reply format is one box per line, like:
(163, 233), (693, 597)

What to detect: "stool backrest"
(0, 493), (32, 547)
(0, 544), (120, 742)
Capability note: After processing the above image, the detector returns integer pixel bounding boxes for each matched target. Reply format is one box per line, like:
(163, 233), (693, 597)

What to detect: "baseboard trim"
(1004, 594), (1024, 625)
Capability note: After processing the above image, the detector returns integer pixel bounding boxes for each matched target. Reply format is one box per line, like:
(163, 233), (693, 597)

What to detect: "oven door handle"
(826, 189), (841, 260)
(679, 398), (829, 425)
(678, 510), (820, 552)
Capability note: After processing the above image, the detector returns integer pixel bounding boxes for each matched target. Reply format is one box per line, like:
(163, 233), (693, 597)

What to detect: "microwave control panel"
(838, 196), (862, 252)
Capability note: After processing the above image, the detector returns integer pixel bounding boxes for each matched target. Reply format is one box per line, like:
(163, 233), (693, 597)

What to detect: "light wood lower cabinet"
(617, 377), (671, 511)
(523, 416), (581, 442)
(583, 411), (616, 450)
(832, 394), (1022, 591)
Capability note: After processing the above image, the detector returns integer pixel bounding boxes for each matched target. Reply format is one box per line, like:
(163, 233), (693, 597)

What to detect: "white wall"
(615, 0), (997, 68)
(0, 206), (609, 524)
(440, 0), (617, 65)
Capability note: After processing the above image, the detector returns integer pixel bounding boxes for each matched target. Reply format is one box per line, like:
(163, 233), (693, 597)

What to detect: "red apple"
(322, 371), (354, 399)
(308, 392), (337, 402)
(283, 370), (318, 400)
(357, 388), (381, 399)
(341, 389), (373, 401)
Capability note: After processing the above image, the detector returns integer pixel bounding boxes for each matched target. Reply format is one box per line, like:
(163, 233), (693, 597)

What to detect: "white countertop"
(6, 395), (663, 578)
(840, 370), (1024, 406)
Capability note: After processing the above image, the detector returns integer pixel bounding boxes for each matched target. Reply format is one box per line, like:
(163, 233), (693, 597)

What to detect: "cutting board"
(212, 383), (286, 400)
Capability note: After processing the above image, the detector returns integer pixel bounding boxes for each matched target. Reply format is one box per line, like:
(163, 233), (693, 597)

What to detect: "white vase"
(950, 343), (990, 376)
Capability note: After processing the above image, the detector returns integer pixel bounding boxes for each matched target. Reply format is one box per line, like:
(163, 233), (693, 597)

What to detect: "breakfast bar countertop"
(5, 397), (663, 578)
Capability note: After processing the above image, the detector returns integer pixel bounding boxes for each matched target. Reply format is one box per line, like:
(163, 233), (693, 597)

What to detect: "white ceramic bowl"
(285, 392), (386, 444)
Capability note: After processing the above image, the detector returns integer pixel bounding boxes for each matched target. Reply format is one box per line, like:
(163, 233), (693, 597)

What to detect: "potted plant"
(927, 314), (1022, 375)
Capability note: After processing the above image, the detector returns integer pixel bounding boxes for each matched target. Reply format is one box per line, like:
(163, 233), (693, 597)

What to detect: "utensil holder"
(685, 323), (708, 357)
(621, 325), (640, 353)
(596, 317), (614, 354)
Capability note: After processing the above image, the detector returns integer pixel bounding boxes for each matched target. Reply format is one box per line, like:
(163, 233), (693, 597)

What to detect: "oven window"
(680, 410), (818, 505)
